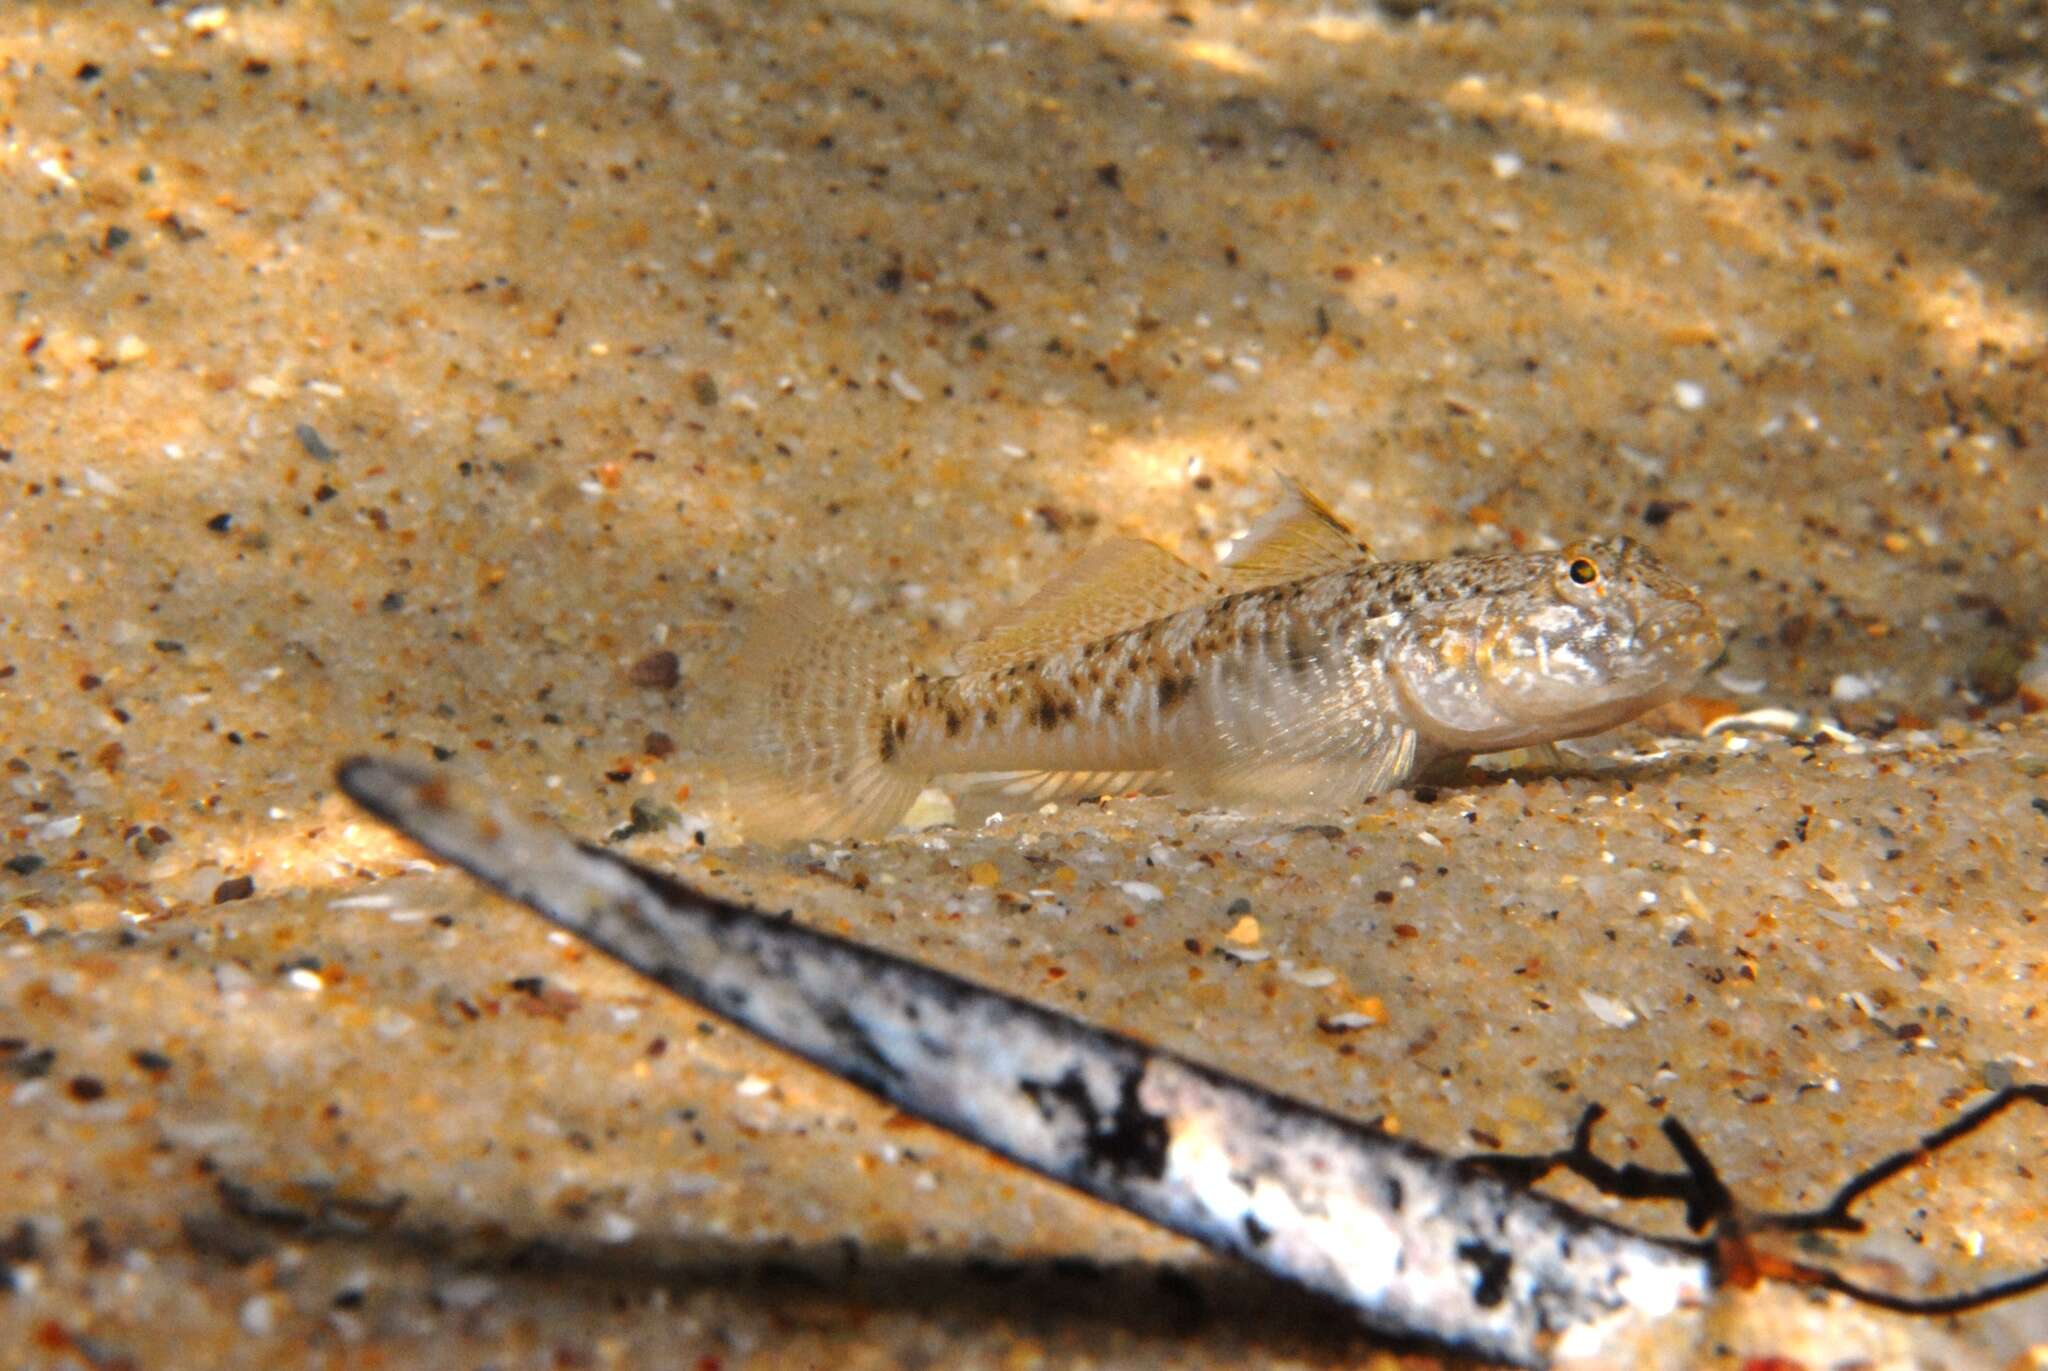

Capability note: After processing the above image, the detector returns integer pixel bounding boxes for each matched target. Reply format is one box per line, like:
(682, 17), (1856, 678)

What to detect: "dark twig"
(1804, 1261), (2048, 1316)
(1749, 1084), (2048, 1236)
(1469, 1086), (2048, 1317)
(1458, 1104), (1733, 1232)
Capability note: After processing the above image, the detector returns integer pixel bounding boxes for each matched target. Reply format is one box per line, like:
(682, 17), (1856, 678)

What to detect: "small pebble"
(627, 651), (681, 689)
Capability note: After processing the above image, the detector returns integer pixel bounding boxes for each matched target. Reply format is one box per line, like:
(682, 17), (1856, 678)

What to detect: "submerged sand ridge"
(2, 1), (2045, 1366)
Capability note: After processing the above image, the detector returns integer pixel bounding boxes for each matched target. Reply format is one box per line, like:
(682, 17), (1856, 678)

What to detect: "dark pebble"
(295, 423), (337, 461)
(67, 1075), (106, 1102)
(6, 1046), (55, 1080)
(627, 650), (681, 689)
(643, 730), (675, 757)
(179, 1212), (275, 1267)
(205, 512), (234, 533)
(212, 875), (256, 904)
(103, 225), (130, 251)
(0, 1219), (37, 1263)
(1967, 639), (2025, 704)
(379, 591), (405, 612)
(131, 1049), (173, 1075)
(5, 854), (45, 876)
(627, 796), (681, 835)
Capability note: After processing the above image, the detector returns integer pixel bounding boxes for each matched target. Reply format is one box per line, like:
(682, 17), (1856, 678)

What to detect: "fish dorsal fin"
(1221, 478), (1374, 590)
(954, 537), (1215, 672)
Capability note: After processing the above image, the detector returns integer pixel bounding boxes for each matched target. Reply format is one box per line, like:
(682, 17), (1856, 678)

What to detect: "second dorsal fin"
(1221, 477), (1375, 590)
(954, 537), (1216, 672)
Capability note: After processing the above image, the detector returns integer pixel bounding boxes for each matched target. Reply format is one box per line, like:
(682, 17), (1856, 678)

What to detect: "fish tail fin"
(713, 595), (924, 843)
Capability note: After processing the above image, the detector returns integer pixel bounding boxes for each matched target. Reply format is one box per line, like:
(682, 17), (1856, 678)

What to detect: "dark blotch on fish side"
(1242, 1213), (1271, 1247)
(1284, 627), (1318, 672)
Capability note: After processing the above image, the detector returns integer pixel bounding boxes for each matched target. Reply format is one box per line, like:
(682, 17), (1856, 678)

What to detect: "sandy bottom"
(3, 2), (2045, 1367)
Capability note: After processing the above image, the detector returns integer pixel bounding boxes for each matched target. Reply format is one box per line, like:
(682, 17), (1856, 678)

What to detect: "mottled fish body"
(721, 482), (1720, 841)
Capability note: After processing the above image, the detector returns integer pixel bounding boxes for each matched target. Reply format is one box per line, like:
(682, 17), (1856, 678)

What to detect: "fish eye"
(1568, 557), (1600, 586)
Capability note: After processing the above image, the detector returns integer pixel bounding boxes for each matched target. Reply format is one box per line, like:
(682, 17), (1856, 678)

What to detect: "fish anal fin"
(1222, 477), (1375, 590)
(955, 538), (1215, 672)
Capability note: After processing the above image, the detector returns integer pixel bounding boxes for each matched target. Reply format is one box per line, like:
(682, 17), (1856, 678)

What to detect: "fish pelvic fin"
(714, 594), (925, 843)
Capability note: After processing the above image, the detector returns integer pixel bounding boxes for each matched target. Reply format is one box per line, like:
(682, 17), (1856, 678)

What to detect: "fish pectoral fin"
(1472, 741), (1567, 772)
(1221, 476), (1375, 591)
(954, 538), (1216, 672)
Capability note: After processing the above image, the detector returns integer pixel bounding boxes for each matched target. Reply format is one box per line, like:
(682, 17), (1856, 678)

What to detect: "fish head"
(1392, 537), (1721, 752)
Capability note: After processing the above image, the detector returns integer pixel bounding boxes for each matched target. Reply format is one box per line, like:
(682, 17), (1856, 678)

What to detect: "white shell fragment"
(339, 758), (1711, 1367)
